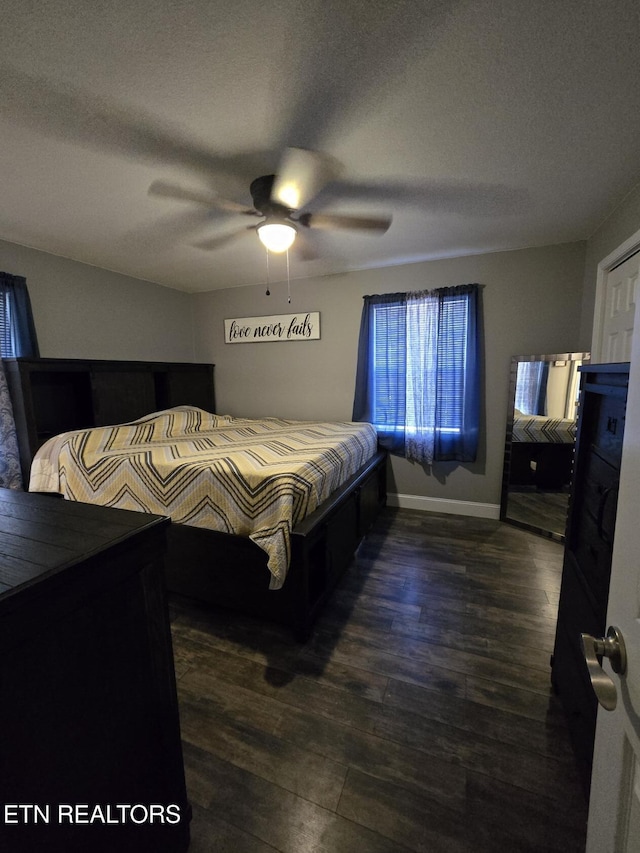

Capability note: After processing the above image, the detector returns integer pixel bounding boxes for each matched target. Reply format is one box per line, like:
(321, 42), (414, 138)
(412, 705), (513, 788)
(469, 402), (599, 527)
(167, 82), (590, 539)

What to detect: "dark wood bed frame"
(165, 449), (387, 640)
(6, 357), (387, 640)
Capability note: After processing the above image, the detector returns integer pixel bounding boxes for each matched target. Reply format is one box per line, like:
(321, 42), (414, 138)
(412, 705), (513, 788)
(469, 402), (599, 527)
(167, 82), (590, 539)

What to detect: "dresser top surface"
(579, 362), (630, 375)
(0, 489), (168, 597)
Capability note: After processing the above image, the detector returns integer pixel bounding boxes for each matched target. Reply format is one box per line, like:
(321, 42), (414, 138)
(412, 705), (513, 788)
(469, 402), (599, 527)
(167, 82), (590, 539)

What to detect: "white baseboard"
(387, 492), (501, 520)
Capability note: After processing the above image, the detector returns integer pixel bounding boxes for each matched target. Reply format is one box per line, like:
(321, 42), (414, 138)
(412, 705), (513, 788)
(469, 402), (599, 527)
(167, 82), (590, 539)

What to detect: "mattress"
(512, 415), (576, 444)
(29, 407), (378, 589)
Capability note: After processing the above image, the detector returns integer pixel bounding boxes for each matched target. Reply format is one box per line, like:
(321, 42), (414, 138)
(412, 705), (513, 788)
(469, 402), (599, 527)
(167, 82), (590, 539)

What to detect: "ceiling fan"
(148, 147), (392, 256)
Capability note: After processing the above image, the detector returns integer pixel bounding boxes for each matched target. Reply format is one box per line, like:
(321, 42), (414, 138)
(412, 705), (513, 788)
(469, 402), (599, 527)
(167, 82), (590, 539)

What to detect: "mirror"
(500, 352), (590, 541)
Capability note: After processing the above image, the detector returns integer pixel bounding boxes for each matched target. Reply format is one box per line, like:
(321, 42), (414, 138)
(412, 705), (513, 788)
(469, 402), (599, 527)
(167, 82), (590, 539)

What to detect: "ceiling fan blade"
(328, 179), (530, 216)
(120, 209), (218, 253)
(192, 225), (256, 251)
(0, 64), (277, 180)
(299, 212), (392, 233)
(293, 230), (321, 262)
(149, 181), (254, 214)
(271, 148), (340, 211)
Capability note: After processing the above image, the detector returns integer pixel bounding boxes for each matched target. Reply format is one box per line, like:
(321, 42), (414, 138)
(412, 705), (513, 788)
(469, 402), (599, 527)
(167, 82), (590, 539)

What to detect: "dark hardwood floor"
(505, 488), (570, 537)
(170, 507), (588, 853)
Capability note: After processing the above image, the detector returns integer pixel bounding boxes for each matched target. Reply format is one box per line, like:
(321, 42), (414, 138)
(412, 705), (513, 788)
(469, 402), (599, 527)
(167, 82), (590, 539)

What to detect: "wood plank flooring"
(169, 507), (588, 853)
(505, 488), (570, 537)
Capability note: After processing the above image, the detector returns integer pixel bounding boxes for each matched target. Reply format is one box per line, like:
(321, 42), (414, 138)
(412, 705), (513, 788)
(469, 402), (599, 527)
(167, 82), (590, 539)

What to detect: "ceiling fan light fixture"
(257, 219), (297, 253)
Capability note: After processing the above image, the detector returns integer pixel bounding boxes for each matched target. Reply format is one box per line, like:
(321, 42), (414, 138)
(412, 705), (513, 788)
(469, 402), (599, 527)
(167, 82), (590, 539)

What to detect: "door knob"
(580, 626), (627, 711)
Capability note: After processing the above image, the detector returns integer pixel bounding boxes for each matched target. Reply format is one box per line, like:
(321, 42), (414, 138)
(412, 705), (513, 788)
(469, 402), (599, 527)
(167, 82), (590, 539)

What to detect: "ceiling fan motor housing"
(250, 174), (290, 218)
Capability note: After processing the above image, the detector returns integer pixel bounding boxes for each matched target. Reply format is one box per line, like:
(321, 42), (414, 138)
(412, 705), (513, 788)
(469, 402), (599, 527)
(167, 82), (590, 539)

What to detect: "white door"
(586, 290), (640, 851)
(592, 240), (640, 363)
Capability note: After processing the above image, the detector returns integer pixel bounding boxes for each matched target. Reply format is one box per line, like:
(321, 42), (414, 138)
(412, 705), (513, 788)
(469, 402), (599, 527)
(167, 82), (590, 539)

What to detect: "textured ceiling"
(1, 0), (640, 292)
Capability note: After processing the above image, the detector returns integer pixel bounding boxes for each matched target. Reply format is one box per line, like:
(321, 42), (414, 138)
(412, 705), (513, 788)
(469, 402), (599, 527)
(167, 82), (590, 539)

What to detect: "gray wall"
(192, 242), (587, 507)
(0, 239), (196, 362)
(2, 233), (601, 510)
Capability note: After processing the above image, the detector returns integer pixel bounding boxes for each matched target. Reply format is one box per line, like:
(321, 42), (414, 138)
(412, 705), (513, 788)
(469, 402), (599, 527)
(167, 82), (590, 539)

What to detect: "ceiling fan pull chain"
(286, 249), (291, 304)
(265, 248), (271, 296)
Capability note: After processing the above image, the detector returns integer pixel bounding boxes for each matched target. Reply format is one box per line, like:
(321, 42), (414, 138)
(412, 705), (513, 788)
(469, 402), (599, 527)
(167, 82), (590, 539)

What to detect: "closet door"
(592, 246), (639, 363)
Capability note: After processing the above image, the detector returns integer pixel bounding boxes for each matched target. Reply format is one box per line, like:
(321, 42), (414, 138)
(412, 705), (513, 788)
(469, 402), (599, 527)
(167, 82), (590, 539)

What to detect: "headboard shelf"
(5, 357), (215, 484)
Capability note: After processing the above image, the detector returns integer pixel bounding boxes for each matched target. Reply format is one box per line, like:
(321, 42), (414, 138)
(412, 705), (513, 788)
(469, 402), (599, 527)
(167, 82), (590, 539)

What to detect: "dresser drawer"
(552, 620), (598, 795)
(591, 392), (626, 465)
(552, 553), (601, 796)
(556, 549), (603, 642)
(571, 508), (614, 610)
(569, 442), (619, 606)
(579, 449), (619, 544)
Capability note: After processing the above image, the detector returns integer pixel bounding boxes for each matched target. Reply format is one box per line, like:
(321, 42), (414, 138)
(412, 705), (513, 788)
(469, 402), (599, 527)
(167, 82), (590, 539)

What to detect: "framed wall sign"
(224, 312), (321, 343)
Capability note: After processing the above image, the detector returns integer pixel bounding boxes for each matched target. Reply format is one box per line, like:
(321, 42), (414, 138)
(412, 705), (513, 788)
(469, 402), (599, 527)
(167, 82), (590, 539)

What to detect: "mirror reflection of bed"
(501, 352), (590, 541)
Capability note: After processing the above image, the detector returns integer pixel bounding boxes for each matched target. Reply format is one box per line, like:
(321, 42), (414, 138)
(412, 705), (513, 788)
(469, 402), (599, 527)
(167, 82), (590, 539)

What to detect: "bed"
(29, 405), (386, 639)
(510, 413), (576, 489)
(511, 414), (577, 445)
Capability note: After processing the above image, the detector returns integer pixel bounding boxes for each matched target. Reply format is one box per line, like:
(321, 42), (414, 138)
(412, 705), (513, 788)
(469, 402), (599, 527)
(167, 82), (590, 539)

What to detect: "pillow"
(143, 406), (234, 438)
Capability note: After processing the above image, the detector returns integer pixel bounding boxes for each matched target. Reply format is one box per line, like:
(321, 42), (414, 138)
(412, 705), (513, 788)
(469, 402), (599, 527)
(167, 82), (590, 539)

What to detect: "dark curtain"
(535, 363), (550, 415)
(353, 292), (407, 455)
(0, 272), (40, 489)
(434, 284), (480, 462)
(0, 359), (22, 489)
(515, 361), (549, 416)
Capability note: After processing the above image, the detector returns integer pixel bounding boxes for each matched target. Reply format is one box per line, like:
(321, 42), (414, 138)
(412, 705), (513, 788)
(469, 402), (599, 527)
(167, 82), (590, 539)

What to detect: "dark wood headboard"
(5, 357), (215, 484)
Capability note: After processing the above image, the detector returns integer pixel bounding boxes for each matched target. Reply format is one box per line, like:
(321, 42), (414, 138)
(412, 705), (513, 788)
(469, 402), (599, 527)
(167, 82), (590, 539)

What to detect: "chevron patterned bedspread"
(29, 407), (378, 589)
(512, 415), (576, 444)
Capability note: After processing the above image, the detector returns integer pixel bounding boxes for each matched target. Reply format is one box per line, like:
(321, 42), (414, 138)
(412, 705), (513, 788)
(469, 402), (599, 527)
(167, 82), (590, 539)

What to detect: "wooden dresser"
(551, 362), (629, 796)
(0, 489), (191, 853)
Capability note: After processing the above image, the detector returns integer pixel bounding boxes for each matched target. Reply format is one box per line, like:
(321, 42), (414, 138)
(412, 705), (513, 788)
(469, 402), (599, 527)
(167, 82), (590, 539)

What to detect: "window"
(514, 360), (548, 415)
(370, 298), (406, 434)
(0, 272), (40, 358)
(353, 284), (480, 464)
(0, 288), (14, 357)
